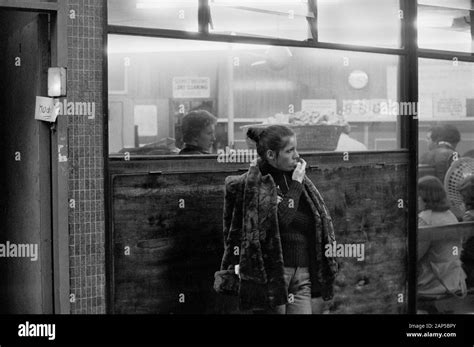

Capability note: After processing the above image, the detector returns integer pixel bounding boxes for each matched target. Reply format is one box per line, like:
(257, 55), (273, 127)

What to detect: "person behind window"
(215, 125), (338, 314)
(420, 125), (461, 182)
(459, 174), (474, 288)
(335, 123), (367, 152)
(179, 110), (217, 155)
(417, 176), (467, 312)
(459, 174), (474, 222)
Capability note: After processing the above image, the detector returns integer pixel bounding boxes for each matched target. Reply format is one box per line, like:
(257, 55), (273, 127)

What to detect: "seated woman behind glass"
(417, 176), (467, 304)
(459, 175), (474, 222)
(459, 175), (474, 288)
(179, 110), (217, 155)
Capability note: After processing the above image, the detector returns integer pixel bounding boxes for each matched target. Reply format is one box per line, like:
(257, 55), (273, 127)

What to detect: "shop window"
(108, 34), (403, 157)
(108, 0), (402, 48)
(417, 57), (474, 314)
(208, 0), (402, 46)
(107, 0), (198, 31)
(208, 0), (313, 41)
(318, 0), (402, 48)
(418, 59), (474, 160)
(418, 0), (473, 53)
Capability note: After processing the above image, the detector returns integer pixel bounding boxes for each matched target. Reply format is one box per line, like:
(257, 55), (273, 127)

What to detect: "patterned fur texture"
(219, 159), (338, 311)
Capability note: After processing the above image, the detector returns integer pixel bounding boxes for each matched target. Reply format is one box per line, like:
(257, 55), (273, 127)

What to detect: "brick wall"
(67, 0), (106, 314)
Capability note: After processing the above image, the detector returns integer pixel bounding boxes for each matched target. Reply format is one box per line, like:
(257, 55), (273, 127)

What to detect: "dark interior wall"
(108, 47), (393, 119)
(0, 9), (52, 314)
(108, 47), (396, 153)
(109, 52), (220, 101)
(234, 49), (394, 117)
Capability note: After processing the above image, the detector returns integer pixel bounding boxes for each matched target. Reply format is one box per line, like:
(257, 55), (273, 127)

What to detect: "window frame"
(105, 0), (423, 314)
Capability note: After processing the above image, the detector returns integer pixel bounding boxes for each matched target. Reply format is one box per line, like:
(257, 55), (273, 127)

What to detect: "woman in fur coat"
(215, 125), (338, 314)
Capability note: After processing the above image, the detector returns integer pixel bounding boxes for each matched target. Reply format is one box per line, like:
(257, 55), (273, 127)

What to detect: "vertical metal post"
(50, 0), (70, 314)
(471, 1), (474, 53)
(226, 47), (235, 148)
(307, 0), (318, 42)
(401, 0), (418, 314)
(103, 0), (113, 314)
(198, 0), (210, 34)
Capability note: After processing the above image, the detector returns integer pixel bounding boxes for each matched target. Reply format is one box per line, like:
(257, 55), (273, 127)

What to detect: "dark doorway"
(0, 8), (53, 314)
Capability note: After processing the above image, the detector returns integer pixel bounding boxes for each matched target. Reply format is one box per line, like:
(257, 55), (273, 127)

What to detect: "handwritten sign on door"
(35, 96), (59, 122)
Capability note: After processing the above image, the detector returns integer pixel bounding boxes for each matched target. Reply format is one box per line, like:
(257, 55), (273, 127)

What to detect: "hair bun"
(246, 127), (265, 143)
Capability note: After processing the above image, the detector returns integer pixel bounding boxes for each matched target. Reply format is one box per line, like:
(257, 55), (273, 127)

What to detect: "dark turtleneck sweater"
(259, 160), (313, 267)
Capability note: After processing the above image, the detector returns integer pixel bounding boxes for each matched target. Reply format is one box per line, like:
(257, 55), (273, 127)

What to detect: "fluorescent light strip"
(136, 0), (195, 9)
(212, 0), (307, 4)
(108, 35), (270, 53)
(136, 0), (309, 9)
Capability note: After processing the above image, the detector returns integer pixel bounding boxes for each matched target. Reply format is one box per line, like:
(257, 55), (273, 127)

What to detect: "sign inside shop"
(172, 77), (210, 98)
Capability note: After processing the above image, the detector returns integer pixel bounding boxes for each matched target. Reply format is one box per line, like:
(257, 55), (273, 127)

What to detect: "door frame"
(0, 0), (70, 314)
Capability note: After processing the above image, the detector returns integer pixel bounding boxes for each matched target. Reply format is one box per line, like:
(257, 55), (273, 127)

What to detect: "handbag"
(213, 269), (239, 296)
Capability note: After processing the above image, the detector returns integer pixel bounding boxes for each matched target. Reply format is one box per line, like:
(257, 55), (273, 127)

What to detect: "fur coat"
(218, 159), (338, 311)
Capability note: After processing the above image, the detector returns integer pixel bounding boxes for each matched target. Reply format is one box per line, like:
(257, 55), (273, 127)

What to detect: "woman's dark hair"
(418, 175), (450, 212)
(181, 110), (217, 143)
(246, 125), (295, 160)
(429, 124), (461, 147)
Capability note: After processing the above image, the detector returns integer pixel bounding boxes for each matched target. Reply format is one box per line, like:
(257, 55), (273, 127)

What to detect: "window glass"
(108, 0), (403, 48)
(417, 58), (474, 314)
(108, 34), (402, 157)
(418, 0), (473, 53)
(209, 0), (313, 41)
(208, 0), (402, 47)
(318, 0), (402, 48)
(418, 59), (474, 160)
(108, 0), (198, 31)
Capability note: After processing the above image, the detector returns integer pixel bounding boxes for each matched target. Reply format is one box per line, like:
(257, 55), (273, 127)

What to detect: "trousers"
(255, 266), (312, 314)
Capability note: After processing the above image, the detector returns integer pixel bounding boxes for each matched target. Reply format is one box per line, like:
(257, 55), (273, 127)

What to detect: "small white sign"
(433, 95), (466, 119)
(35, 96), (59, 122)
(301, 99), (337, 115)
(173, 77), (210, 98)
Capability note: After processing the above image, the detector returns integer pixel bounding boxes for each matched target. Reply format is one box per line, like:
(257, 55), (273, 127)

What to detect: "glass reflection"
(108, 35), (401, 157)
(418, 0), (473, 53)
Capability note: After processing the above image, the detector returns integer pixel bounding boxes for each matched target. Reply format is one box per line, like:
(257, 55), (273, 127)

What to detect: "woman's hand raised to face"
(292, 158), (306, 183)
